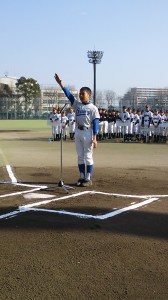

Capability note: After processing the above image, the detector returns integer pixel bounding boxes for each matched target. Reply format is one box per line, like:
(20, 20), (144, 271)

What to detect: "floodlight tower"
(87, 50), (103, 105)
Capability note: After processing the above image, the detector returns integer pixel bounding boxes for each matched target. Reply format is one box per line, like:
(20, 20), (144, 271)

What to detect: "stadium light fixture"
(87, 50), (103, 105)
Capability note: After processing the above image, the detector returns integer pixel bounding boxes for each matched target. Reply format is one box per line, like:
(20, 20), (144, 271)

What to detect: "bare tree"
(104, 90), (116, 109)
(95, 90), (103, 107)
(154, 90), (168, 110)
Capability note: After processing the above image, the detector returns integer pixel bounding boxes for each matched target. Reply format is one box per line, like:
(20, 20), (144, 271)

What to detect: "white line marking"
(19, 190), (168, 211)
(3, 164), (47, 189)
(1, 166), (166, 221)
(0, 187), (48, 199)
(19, 191), (91, 209)
(0, 181), (47, 188)
(24, 193), (55, 199)
(98, 197), (159, 220)
(91, 191), (168, 198)
(0, 210), (22, 220)
(91, 191), (147, 199)
(0, 185), (167, 220)
(25, 207), (99, 219)
(6, 165), (17, 183)
(21, 197), (159, 220)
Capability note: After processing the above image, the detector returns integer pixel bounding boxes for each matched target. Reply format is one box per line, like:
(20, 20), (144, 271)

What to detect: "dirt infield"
(0, 127), (168, 299)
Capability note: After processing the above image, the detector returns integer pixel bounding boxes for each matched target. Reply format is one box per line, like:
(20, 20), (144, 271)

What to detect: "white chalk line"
(0, 210), (22, 220)
(6, 165), (17, 183)
(5, 164), (48, 188)
(0, 164), (48, 199)
(20, 191), (93, 209)
(24, 193), (54, 199)
(0, 182), (48, 188)
(0, 191), (92, 220)
(0, 187), (48, 199)
(1, 190), (167, 220)
(0, 165), (168, 220)
(0, 165), (48, 219)
(24, 197), (159, 220)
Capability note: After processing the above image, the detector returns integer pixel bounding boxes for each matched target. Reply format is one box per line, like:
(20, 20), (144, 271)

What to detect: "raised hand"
(54, 73), (61, 84)
(54, 73), (64, 88)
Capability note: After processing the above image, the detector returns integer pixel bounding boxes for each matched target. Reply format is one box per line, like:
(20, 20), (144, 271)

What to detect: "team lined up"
(49, 107), (75, 141)
(98, 105), (168, 142)
(49, 105), (168, 143)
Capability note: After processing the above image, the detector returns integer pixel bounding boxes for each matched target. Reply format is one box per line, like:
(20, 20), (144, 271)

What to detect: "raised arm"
(54, 73), (75, 105)
(54, 73), (64, 89)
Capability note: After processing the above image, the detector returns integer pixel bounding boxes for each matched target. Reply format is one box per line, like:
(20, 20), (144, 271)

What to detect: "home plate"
(24, 193), (55, 200)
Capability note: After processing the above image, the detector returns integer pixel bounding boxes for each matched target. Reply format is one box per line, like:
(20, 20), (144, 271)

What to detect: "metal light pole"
(87, 50), (103, 105)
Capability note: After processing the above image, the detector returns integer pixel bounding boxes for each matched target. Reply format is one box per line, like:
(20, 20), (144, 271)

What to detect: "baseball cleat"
(81, 179), (92, 187)
(76, 178), (84, 187)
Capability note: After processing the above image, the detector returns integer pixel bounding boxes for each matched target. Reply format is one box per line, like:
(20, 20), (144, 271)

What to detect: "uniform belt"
(78, 125), (88, 130)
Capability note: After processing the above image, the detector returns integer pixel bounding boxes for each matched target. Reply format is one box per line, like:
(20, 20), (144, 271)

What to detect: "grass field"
(0, 119), (48, 129)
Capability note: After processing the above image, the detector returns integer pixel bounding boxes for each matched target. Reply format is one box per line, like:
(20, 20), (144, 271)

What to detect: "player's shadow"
(20, 181), (77, 186)
(0, 207), (167, 240)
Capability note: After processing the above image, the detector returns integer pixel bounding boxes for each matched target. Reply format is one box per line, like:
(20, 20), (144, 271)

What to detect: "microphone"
(60, 103), (68, 113)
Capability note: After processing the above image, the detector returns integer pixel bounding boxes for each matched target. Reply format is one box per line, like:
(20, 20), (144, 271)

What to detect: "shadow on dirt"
(0, 138), (48, 141)
(0, 130), (30, 133)
(0, 207), (167, 240)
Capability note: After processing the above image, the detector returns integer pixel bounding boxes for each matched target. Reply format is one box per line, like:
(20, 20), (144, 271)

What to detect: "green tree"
(0, 83), (13, 118)
(16, 77), (40, 118)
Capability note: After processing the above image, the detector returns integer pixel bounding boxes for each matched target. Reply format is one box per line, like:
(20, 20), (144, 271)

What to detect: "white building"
(0, 76), (17, 91)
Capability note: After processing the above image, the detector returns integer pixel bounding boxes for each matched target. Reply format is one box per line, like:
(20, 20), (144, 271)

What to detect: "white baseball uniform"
(67, 111), (76, 134)
(61, 115), (68, 138)
(63, 86), (100, 180)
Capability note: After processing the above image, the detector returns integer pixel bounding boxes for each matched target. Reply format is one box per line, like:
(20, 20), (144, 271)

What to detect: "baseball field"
(0, 120), (168, 300)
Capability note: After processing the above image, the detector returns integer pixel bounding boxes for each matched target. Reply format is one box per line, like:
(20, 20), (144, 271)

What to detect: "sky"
(1, 0), (168, 96)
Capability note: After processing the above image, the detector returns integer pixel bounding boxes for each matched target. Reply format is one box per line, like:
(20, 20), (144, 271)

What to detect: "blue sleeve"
(92, 118), (99, 135)
(63, 87), (75, 106)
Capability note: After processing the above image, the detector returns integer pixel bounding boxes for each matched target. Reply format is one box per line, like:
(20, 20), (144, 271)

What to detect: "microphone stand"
(43, 103), (74, 193)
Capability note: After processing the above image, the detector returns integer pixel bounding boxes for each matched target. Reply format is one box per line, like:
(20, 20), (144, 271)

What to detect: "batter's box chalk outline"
(1, 190), (168, 220)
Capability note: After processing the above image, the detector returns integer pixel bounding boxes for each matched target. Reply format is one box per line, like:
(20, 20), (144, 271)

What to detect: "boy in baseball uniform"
(119, 106), (130, 141)
(160, 110), (167, 142)
(54, 73), (100, 187)
(61, 111), (69, 140)
(141, 105), (153, 142)
(132, 109), (140, 140)
(49, 107), (59, 141)
(152, 108), (161, 142)
(67, 107), (76, 140)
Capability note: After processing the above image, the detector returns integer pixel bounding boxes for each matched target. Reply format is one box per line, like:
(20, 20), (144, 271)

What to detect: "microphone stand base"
(41, 181), (74, 194)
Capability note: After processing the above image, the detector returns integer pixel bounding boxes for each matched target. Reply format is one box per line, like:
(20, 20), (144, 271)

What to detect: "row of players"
(98, 105), (168, 142)
(49, 107), (75, 141)
(49, 105), (168, 142)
